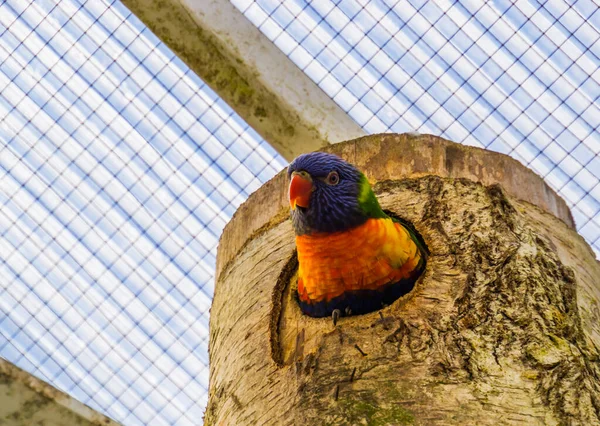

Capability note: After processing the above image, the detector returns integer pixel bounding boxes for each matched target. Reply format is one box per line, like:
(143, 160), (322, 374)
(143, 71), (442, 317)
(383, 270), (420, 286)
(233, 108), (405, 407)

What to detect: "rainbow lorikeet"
(288, 152), (427, 320)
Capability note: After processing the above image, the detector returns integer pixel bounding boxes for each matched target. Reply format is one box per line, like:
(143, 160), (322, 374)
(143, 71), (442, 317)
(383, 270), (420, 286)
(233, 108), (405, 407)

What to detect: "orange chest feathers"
(296, 218), (421, 303)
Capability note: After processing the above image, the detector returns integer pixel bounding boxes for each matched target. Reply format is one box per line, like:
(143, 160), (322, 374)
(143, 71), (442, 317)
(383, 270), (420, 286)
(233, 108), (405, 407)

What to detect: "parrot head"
(288, 152), (385, 235)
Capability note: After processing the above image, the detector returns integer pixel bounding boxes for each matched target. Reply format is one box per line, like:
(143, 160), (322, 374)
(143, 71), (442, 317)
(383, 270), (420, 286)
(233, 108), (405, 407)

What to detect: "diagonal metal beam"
(121, 0), (366, 161)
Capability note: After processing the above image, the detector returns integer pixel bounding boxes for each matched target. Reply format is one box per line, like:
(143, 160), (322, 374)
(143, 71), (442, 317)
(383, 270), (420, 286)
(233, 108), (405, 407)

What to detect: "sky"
(0, 0), (285, 424)
(0, 0), (599, 425)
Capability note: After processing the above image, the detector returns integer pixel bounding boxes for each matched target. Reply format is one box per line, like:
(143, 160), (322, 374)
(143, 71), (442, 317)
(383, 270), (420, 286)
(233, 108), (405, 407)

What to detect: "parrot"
(287, 151), (427, 321)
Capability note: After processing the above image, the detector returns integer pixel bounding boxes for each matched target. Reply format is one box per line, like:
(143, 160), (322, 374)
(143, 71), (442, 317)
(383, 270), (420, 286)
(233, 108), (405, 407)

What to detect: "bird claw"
(344, 307), (352, 316)
(332, 309), (340, 326)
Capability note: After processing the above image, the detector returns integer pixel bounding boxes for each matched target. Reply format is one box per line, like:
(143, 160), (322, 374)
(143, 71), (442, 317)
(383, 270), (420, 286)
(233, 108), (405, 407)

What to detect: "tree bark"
(206, 134), (600, 426)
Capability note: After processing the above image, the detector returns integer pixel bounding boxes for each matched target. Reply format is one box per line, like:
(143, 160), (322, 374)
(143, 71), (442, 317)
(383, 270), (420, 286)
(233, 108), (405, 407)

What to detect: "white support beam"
(121, 0), (365, 160)
(0, 358), (119, 425)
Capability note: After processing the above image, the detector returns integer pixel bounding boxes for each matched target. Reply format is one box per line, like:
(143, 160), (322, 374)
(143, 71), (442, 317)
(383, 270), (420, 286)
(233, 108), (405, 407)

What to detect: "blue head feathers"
(288, 152), (383, 235)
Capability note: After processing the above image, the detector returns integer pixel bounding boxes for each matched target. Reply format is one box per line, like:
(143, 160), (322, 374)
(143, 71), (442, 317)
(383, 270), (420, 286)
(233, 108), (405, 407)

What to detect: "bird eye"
(325, 171), (339, 185)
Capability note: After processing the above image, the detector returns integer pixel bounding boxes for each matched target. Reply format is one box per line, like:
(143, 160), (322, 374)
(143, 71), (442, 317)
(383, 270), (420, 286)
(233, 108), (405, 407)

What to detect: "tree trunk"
(206, 134), (600, 426)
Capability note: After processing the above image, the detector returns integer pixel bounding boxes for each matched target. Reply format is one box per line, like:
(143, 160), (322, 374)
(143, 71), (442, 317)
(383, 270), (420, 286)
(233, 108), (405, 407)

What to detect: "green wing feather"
(357, 173), (428, 263)
(389, 215), (429, 261)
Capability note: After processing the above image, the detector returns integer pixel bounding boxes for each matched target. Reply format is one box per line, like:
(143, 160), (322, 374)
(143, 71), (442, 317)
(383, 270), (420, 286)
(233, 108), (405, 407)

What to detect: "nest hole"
(270, 213), (429, 366)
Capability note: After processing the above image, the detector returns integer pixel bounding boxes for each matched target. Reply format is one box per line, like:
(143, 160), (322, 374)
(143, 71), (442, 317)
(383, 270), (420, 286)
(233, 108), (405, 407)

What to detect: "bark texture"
(207, 134), (600, 426)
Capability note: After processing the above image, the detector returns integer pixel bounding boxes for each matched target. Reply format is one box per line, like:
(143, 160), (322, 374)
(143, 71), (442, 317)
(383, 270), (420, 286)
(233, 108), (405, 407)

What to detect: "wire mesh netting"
(234, 0), (600, 257)
(1, 0), (600, 425)
(0, 0), (285, 424)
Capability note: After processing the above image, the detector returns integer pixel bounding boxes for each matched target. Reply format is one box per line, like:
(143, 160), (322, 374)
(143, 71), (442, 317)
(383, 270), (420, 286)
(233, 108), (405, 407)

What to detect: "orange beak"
(289, 172), (313, 209)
